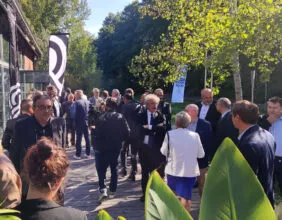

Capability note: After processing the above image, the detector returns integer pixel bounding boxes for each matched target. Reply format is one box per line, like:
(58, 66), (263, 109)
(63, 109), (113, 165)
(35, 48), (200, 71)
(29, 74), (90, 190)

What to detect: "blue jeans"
(95, 149), (120, 192)
(75, 125), (90, 157)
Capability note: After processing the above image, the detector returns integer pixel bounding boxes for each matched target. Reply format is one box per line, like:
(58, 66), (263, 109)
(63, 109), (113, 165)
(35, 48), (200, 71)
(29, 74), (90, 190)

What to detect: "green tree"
(130, 0), (282, 99)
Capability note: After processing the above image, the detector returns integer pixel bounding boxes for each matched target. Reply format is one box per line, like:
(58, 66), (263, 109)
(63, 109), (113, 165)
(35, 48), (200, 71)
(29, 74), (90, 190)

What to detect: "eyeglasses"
(36, 105), (53, 111)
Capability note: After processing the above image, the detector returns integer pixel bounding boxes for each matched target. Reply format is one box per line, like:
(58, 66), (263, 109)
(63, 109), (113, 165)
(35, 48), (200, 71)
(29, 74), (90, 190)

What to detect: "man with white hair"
(155, 88), (172, 131)
(138, 94), (166, 202)
(196, 88), (221, 132)
(215, 97), (238, 155)
(185, 104), (212, 197)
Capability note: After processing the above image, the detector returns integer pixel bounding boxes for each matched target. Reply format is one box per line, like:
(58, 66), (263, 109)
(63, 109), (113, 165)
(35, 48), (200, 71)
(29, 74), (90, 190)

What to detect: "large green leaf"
(94, 210), (113, 220)
(200, 138), (276, 220)
(0, 209), (21, 220)
(145, 171), (193, 220)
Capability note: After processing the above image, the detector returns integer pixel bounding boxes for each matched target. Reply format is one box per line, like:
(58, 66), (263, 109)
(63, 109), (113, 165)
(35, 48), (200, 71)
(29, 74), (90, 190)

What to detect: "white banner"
(171, 66), (187, 103)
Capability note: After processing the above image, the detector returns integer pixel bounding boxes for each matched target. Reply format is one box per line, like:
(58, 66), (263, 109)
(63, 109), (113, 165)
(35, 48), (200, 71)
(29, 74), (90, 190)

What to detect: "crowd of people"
(0, 84), (281, 218)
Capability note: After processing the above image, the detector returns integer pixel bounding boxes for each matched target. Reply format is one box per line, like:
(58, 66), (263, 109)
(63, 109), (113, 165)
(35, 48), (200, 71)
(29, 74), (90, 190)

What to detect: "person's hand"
(143, 125), (149, 129)
(157, 123), (164, 126)
(267, 114), (279, 124)
(90, 125), (95, 129)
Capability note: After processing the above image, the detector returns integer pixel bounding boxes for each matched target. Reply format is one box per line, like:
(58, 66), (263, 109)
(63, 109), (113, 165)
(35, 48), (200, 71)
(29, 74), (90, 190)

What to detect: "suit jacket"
(74, 99), (90, 128)
(158, 100), (172, 131)
(196, 118), (213, 159)
(13, 116), (66, 173)
(16, 199), (87, 220)
(238, 125), (275, 206)
(196, 100), (221, 132)
(2, 114), (30, 152)
(215, 111), (239, 156)
(138, 109), (166, 150)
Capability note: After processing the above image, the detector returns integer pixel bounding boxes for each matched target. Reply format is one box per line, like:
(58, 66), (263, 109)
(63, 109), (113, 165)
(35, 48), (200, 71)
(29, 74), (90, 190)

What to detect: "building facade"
(0, 0), (41, 135)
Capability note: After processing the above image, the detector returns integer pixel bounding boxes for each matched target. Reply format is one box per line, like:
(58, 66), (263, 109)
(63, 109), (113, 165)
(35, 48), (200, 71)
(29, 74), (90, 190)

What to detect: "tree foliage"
(96, 1), (169, 92)
(20, 0), (99, 93)
(130, 0), (282, 98)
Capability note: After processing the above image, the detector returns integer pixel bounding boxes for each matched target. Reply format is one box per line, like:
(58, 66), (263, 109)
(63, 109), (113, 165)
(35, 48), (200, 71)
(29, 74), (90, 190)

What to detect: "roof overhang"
(0, 0), (42, 57)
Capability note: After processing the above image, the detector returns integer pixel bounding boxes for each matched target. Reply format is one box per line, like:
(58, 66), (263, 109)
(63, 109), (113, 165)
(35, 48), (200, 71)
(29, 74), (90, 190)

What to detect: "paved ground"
(64, 147), (200, 220)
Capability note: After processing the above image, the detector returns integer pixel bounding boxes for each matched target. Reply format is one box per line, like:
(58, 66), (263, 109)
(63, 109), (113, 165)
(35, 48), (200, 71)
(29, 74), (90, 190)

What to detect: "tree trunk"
(251, 70), (256, 102)
(232, 54), (243, 101)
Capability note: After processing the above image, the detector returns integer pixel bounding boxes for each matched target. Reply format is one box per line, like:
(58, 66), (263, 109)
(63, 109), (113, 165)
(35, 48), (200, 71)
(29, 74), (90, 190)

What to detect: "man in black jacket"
(13, 94), (66, 200)
(94, 98), (130, 203)
(120, 93), (142, 180)
(2, 99), (33, 157)
(232, 100), (275, 207)
(195, 88), (221, 132)
(138, 94), (166, 202)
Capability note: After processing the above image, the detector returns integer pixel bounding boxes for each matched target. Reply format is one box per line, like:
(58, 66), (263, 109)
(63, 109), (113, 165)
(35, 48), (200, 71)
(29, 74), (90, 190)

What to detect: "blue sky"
(85, 0), (137, 36)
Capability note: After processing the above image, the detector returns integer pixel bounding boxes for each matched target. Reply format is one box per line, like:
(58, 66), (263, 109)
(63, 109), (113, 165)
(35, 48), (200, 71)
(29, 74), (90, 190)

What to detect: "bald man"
(185, 104), (213, 197)
(195, 88), (221, 132)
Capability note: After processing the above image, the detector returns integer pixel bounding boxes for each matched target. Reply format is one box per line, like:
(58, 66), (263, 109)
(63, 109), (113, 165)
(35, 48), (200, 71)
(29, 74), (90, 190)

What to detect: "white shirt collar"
(221, 110), (231, 119)
(238, 125), (256, 140)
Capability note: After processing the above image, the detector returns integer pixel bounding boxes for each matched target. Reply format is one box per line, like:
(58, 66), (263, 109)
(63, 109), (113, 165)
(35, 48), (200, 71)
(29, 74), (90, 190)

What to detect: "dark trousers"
(95, 149), (120, 192)
(66, 119), (75, 146)
(139, 144), (165, 194)
(120, 139), (139, 175)
(275, 157), (282, 195)
(75, 124), (90, 157)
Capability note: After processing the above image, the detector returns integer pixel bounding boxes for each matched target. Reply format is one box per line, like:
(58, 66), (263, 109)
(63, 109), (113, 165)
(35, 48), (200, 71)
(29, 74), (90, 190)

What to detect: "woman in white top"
(161, 111), (205, 212)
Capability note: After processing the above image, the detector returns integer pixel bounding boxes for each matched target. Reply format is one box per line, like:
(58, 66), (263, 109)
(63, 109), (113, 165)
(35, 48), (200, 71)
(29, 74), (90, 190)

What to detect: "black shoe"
(120, 168), (127, 177)
(140, 195), (145, 202)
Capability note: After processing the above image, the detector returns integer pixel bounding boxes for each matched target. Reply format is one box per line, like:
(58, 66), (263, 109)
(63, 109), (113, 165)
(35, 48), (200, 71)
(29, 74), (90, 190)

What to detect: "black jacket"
(94, 111), (130, 151)
(215, 111), (239, 154)
(158, 100), (172, 131)
(196, 100), (221, 132)
(122, 100), (142, 140)
(13, 116), (66, 173)
(16, 199), (87, 220)
(2, 114), (30, 152)
(238, 125), (275, 206)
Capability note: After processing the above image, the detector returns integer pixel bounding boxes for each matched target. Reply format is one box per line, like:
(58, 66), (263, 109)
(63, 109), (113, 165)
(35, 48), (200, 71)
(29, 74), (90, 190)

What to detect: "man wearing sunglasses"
(13, 94), (66, 201)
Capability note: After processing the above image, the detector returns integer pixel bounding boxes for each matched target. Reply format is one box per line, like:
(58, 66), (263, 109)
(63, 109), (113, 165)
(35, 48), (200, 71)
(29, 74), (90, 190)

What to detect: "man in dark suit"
(138, 94), (166, 202)
(73, 90), (91, 159)
(185, 104), (213, 197)
(46, 85), (62, 117)
(232, 100), (275, 207)
(13, 94), (66, 200)
(155, 88), (172, 131)
(120, 93), (142, 180)
(195, 88), (221, 132)
(214, 97), (238, 157)
(2, 99), (33, 158)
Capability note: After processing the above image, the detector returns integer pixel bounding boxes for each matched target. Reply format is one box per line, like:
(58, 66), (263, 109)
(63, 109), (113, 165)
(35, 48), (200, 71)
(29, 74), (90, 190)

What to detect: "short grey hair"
(93, 88), (100, 93)
(175, 111), (191, 128)
(112, 89), (120, 96)
(145, 94), (160, 105)
(217, 97), (231, 109)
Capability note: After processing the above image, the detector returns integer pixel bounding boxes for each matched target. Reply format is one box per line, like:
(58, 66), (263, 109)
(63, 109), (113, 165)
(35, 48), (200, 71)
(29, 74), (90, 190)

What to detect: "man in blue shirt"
(267, 97), (282, 198)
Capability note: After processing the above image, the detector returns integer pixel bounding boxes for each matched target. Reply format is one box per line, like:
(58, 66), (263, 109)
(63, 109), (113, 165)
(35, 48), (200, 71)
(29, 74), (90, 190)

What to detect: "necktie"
(150, 113), (154, 125)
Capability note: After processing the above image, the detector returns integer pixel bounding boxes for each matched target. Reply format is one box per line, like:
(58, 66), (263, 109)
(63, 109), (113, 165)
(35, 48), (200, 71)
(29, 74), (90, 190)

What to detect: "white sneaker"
(98, 191), (108, 204)
(84, 154), (93, 159)
(73, 155), (81, 160)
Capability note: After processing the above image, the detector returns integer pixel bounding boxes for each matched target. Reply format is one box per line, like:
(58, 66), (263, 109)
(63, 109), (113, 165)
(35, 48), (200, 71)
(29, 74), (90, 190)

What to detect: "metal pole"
(204, 50), (207, 88)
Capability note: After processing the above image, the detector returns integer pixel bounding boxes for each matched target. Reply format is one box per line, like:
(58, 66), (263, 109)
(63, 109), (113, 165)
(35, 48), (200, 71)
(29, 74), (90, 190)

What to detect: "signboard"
(171, 66), (187, 103)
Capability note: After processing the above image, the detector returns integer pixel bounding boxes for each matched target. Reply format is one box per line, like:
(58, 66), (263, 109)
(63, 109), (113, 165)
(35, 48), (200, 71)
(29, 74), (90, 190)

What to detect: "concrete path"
(64, 147), (200, 220)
